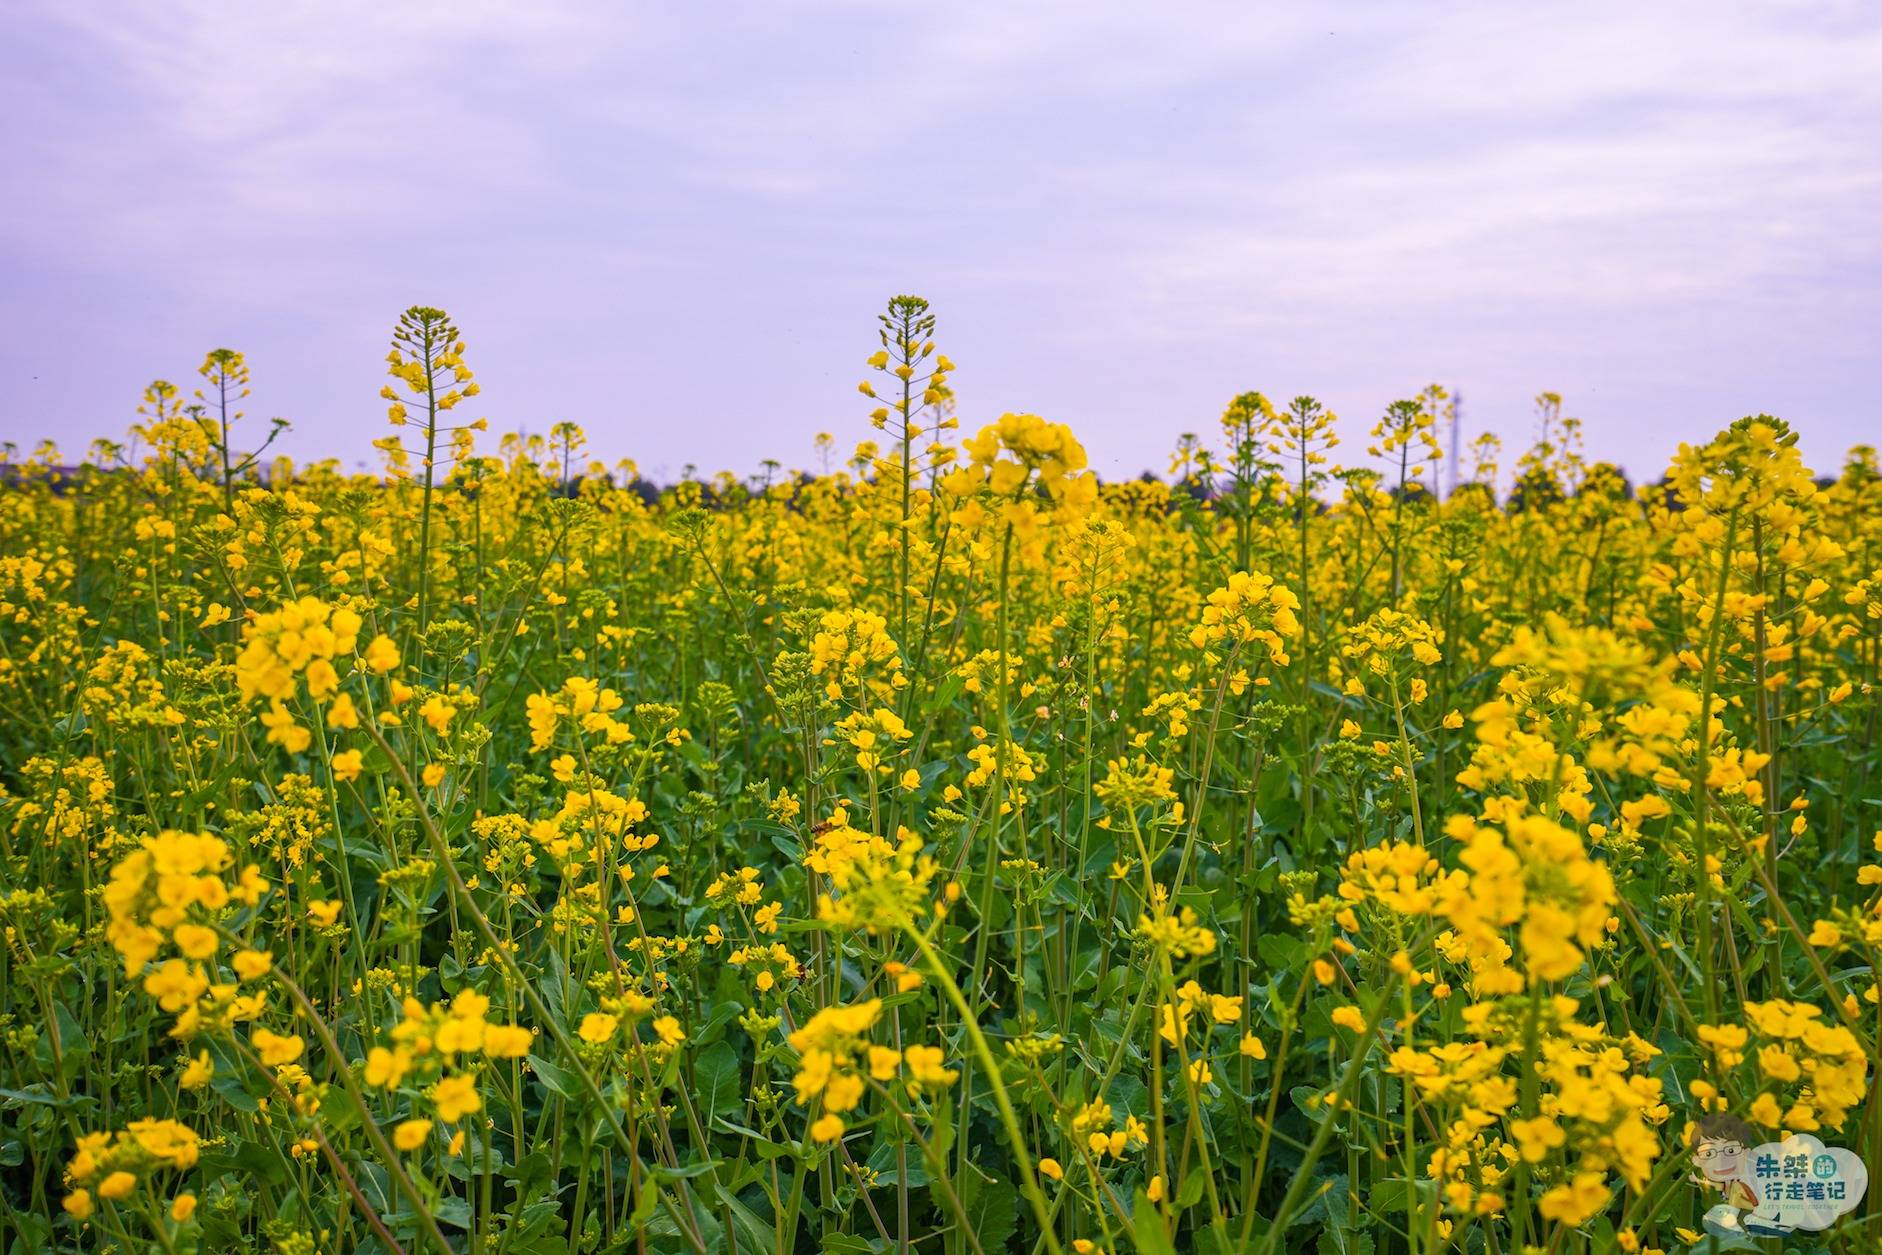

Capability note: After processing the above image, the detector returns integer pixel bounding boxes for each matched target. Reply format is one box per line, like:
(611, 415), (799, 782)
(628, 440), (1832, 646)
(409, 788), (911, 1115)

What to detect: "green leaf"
(527, 1053), (579, 1100)
(922, 673), (966, 716)
(1290, 1084), (1336, 1129)
(48, 1004), (89, 1081)
(1257, 932), (1303, 969)
(506, 1151), (555, 1204)
(714, 1186), (776, 1252)
(432, 1196), (474, 1230)
(0, 1086), (75, 1108)
(821, 1237), (889, 1254)
(926, 1085), (955, 1166)
(1319, 1226), (1375, 1255)
(961, 1176), (1018, 1255)
(1290, 1174), (1350, 1228)
(210, 1066), (263, 1114)
(865, 1139), (930, 1187)
(504, 1234), (570, 1255)
(711, 1117), (795, 1161)
(1132, 1192), (1178, 1255)
(626, 1176), (661, 1229)
(694, 1040), (742, 1118)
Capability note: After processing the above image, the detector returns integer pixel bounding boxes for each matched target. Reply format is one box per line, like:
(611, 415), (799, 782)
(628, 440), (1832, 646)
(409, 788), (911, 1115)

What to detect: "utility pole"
(1448, 389), (1462, 498)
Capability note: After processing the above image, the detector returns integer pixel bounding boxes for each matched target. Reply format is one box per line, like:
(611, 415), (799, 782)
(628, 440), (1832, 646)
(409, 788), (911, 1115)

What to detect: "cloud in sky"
(2, 0), (1878, 484)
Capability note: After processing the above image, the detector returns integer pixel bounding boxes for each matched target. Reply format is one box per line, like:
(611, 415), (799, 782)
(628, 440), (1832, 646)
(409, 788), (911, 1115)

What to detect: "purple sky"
(4, 2), (1879, 485)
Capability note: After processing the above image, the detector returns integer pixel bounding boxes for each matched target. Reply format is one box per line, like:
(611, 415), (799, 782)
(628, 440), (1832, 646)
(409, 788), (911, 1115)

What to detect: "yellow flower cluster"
(364, 990), (534, 1132)
(1336, 606), (1443, 700)
(833, 706), (912, 772)
(1338, 841), (1461, 917)
(1189, 570), (1301, 664)
(816, 833), (941, 934)
(1698, 999), (1869, 1132)
(1067, 1097), (1150, 1160)
(807, 608), (906, 702)
(1442, 814), (1615, 988)
(103, 830), (264, 976)
(526, 675), (632, 751)
(951, 412), (1095, 506)
(234, 596), (368, 703)
(790, 998), (955, 1143)
(62, 1119), (200, 1220)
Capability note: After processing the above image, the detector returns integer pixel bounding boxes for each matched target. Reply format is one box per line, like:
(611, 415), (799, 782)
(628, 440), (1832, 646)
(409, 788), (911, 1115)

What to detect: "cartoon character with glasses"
(1689, 1113), (1762, 1241)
